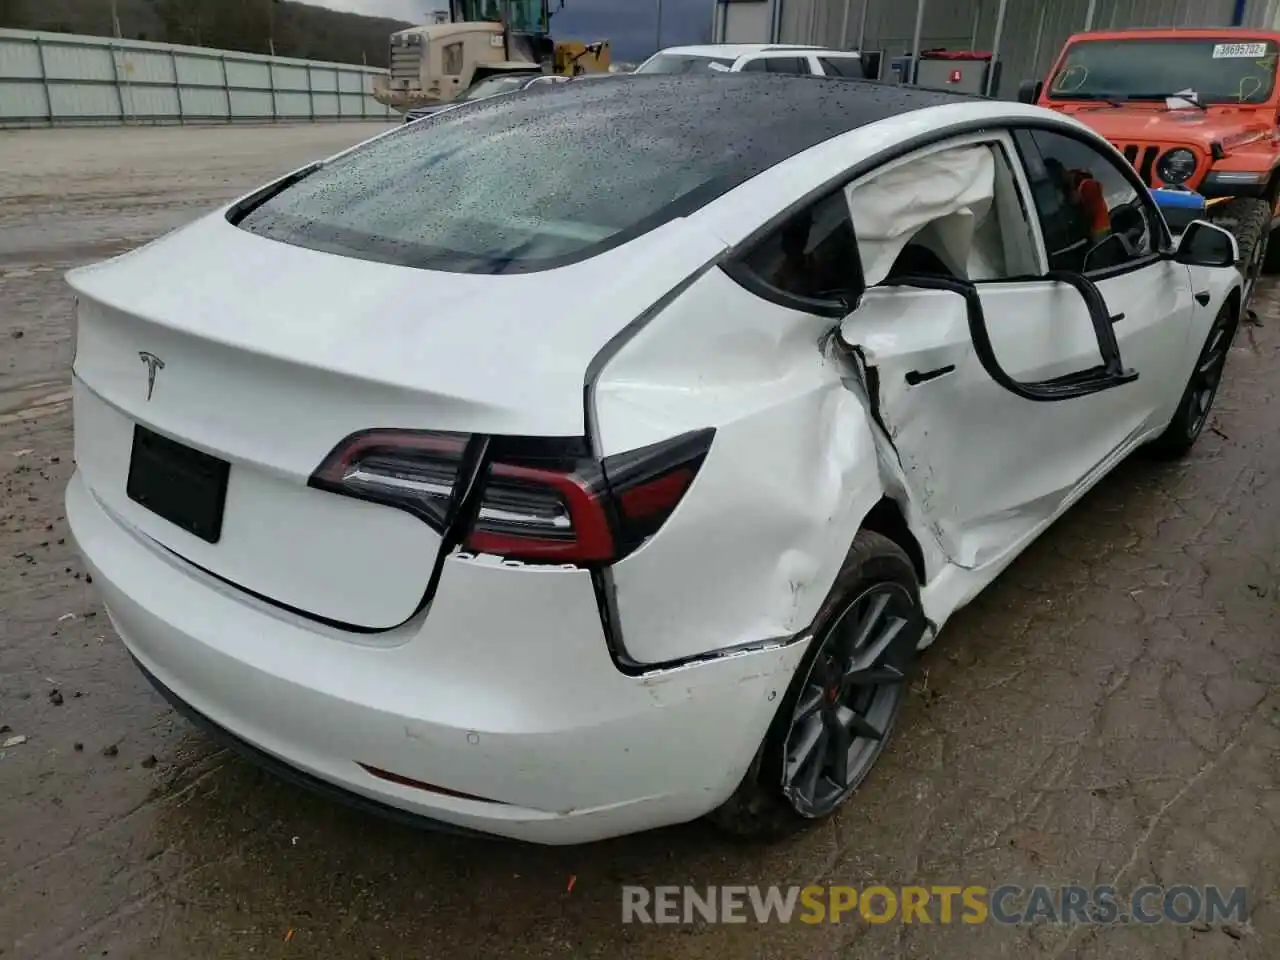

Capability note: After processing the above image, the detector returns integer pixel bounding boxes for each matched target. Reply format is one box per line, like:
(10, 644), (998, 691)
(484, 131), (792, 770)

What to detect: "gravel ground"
(0, 123), (1277, 960)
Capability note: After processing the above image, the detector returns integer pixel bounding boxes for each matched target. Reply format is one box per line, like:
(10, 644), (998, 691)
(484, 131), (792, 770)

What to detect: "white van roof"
(655, 44), (835, 59)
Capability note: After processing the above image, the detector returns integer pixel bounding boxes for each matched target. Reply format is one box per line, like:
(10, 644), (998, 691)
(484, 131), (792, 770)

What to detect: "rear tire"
(706, 531), (925, 840)
(1147, 301), (1238, 460)
(1263, 231), (1280, 275)
(1209, 197), (1270, 309)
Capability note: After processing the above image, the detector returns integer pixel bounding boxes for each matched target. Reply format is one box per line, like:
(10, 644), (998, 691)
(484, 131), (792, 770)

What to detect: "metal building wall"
(0, 28), (395, 129)
(716, 1), (777, 44)
(716, 0), (1279, 95)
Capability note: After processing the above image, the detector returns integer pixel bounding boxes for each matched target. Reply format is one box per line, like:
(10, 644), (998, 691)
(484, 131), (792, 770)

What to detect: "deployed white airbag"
(847, 144), (997, 285)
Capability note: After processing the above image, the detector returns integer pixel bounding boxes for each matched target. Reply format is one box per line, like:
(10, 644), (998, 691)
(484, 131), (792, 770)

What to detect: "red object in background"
(920, 50), (993, 60)
(949, 69), (962, 83)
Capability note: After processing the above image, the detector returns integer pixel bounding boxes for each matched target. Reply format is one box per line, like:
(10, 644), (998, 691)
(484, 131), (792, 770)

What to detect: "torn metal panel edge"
(589, 264), (951, 670)
(827, 320), (958, 586)
(591, 275), (883, 664)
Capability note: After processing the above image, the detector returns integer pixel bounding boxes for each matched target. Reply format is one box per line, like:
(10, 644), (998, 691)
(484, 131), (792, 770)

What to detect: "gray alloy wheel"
(1147, 301), (1239, 459)
(780, 581), (916, 817)
(1187, 313), (1235, 441)
(706, 531), (923, 839)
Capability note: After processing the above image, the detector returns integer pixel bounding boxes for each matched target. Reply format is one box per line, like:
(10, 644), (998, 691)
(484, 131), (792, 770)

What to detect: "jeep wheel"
(1209, 197), (1270, 309)
(1263, 230), (1280, 275)
(1264, 195), (1280, 274)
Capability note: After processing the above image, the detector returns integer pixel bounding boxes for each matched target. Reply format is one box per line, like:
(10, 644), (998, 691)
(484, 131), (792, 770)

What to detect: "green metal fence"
(0, 28), (395, 128)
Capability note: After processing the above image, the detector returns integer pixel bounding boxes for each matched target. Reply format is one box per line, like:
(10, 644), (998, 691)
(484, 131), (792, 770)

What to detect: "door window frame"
(723, 115), (1178, 314)
(724, 128), (1038, 317)
(723, 122), (1145, 399)
(1008, 124), (1172, 283)
(722, 184), (862, 316)
(853, 130), (1142, 401)
(845, 128), (1044, 281)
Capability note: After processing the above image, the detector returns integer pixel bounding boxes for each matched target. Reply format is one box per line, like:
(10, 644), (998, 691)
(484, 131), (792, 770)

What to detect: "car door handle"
(905, 365), (956, 386)
(1109, 312), (1125, 325)
(1194, 290), (1210, 306)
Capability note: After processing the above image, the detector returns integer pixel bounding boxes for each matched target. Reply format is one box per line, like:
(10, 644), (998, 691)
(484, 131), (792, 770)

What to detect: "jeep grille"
(1117, 143), (1161, 185)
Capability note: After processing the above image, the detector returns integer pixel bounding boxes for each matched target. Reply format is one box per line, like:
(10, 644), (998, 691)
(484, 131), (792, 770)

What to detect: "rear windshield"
(234, 83), (775, 273)
(636, 54), (736, 74)
(1048, 38), (1280, 104)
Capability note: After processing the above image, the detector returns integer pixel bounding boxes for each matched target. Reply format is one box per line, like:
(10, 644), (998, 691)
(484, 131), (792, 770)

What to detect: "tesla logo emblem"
(138, 351), (165, 401)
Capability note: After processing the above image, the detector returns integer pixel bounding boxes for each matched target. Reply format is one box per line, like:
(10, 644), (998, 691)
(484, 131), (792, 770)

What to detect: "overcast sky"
(308, 0), (709, 61)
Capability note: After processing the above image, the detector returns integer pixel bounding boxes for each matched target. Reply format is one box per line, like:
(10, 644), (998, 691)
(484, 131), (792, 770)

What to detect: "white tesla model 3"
(66, 74), (1242, 844)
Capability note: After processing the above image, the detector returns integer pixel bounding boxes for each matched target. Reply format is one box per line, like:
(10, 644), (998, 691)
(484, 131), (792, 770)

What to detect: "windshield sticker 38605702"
(1213, 42), (1269, 59)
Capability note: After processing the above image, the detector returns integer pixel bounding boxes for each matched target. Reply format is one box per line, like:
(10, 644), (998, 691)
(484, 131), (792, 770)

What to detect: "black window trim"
(723, 114), (1176, 314)
(724, 127), (1020, 315)
(817, 54), (865, 78)
(1008, 124), (1171, 283)
(720, 181), (859, 320)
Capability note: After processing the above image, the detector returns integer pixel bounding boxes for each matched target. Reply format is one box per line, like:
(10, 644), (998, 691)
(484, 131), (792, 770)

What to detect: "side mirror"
(1174, 219), (1238, 268)
(1017, 79), (1042, 104)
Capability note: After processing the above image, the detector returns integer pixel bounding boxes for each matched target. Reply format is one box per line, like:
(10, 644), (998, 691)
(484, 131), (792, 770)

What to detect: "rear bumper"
(131, 655), (493, 839)
(67, 471), (806, 844)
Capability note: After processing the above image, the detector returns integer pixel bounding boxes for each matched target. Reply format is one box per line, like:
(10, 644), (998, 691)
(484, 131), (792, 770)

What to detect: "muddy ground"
(1, 124), (1278, 960)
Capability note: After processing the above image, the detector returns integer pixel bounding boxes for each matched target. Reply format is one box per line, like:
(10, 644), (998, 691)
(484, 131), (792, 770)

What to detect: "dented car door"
(843, 281), (1125, 570)
(1012, 127), (1196, 433)
(839, 130), (1192, 570)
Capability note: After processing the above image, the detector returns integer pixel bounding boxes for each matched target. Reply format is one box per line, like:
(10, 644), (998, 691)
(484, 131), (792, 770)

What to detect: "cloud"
(305, 0), (709, 61)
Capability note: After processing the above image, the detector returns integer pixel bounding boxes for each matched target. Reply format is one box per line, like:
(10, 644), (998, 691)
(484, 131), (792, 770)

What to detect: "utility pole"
(909, 0), (925, 85)
(110, 0), (122, 38)
(655, 0), (663, 53)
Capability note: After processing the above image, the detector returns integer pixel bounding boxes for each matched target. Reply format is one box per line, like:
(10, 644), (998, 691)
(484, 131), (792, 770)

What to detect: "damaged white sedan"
(65, 74), (1242, 845)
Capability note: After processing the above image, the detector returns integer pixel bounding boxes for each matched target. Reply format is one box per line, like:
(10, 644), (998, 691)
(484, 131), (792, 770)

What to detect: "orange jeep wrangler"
(1019, 28), (1280, 306)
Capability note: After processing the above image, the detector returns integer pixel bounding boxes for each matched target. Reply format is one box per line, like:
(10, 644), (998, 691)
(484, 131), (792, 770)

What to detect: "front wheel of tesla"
(1147, 300), (1239, 460)
(707, 530), (925, 840)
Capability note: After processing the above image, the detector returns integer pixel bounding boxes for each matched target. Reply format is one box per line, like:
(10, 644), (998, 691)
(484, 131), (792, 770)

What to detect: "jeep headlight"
(1156, 148), (1197, 185)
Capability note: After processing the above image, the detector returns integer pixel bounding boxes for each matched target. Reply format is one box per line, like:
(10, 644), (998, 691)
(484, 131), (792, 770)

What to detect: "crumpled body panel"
(590, 268), (891, 665)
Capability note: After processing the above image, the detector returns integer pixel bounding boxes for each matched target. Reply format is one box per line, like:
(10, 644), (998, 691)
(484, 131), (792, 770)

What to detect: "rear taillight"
(310, 429), (469, 529)
(464, 457), (615, 562)
(309, 428), (714, 565)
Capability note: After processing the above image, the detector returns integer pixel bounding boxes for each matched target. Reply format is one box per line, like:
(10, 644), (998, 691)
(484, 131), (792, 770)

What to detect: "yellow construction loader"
(372, 0), (610, 113)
